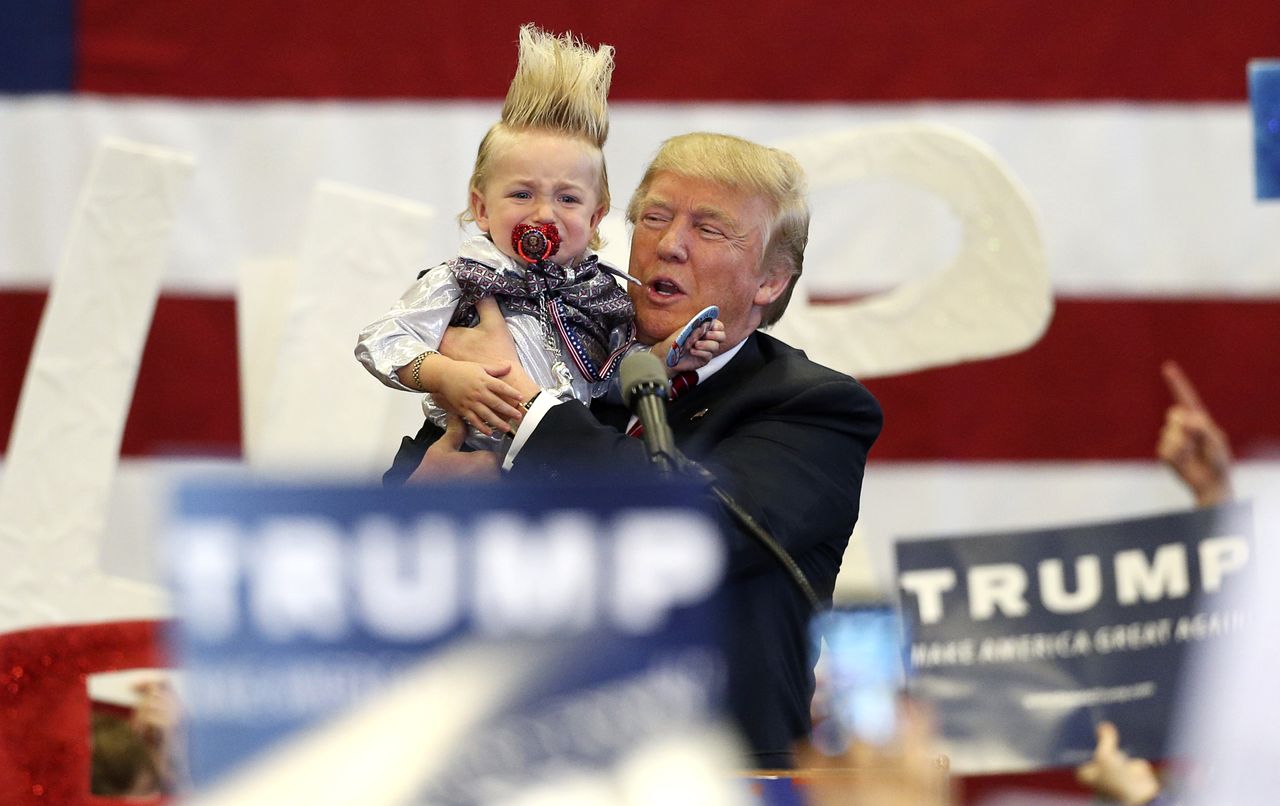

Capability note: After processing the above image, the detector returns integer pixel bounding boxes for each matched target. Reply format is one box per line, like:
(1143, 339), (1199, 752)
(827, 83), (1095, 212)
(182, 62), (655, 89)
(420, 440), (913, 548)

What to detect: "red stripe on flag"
(2, 294), (1279, 461)
(0, 291), (44, 451)
(77, 1), (1280, 102)
(0, 291), (242, 458)
(862, 297), (1280, 462)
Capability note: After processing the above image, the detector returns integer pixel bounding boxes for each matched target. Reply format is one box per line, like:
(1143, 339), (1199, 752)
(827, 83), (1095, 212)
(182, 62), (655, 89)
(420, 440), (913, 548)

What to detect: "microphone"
(619, 352), (677, 473)
(618, 353), (822, 610)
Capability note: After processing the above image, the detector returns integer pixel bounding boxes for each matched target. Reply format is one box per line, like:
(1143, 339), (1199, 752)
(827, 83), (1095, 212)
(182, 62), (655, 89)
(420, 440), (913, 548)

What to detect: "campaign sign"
(166, 478), (731, 804)
(1251, 59), (1280, 200)
(895, 502), (1252, 774)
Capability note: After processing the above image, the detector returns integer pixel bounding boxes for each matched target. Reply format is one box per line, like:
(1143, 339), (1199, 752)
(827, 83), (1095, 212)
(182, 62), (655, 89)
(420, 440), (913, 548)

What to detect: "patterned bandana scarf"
(448, 255), (636, 383)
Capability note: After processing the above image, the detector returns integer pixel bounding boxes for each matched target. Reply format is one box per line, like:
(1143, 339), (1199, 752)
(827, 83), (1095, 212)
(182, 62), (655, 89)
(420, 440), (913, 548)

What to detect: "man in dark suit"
(402, 132), (882, 767)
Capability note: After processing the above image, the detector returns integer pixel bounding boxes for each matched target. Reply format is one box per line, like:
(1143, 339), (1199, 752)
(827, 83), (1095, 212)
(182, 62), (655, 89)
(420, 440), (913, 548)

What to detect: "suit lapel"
(590, 396), (632, 432)
(590, 334), (765, 434)
(668, 333), (764, 429)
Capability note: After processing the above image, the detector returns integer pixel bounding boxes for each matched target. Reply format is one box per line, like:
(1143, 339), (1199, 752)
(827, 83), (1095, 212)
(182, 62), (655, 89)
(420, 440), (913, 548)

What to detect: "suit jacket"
(508, 331), (883, 767)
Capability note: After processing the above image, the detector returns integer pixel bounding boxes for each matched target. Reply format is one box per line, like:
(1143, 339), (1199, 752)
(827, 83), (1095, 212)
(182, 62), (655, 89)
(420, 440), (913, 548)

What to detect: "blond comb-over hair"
(627, 132), (809, 327)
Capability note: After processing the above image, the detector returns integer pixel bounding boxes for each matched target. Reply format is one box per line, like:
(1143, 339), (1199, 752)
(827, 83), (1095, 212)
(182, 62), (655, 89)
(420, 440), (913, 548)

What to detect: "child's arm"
(397, 352), (525, 437)
(356, 263), (460, 391)
(653, 318), (726, 375)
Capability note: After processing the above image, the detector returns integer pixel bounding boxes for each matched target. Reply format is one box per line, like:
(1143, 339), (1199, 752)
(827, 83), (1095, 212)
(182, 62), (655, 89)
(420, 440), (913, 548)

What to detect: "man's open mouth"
(651, 278), (683, 297)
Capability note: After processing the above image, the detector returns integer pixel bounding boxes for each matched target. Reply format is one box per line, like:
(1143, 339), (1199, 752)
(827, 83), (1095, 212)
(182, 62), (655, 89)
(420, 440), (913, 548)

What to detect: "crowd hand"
(131, 680), (181, 746)
(795, 700), (951, 806)
(1076, 722), (1162, 806)
(131, 679), (186, 790)
(432, 358), (523, 437)
(408, 414), (500, 483)
(658, 318), (727, 374)
(1157, 360), (1234, 506)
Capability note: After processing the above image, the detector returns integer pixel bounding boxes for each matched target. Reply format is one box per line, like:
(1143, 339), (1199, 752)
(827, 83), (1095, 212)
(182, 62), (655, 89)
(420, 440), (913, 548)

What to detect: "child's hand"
(431, 358), (525, 437)
(656, 318), (726, 374)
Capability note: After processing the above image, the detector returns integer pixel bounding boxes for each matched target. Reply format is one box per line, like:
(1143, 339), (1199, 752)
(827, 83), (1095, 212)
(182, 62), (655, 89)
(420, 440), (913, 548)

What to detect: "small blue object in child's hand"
(666, 305), (719, 368)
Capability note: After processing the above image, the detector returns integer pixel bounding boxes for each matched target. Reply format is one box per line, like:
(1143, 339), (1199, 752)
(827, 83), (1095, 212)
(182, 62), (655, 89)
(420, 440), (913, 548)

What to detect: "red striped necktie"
(626, 370), (699, 438)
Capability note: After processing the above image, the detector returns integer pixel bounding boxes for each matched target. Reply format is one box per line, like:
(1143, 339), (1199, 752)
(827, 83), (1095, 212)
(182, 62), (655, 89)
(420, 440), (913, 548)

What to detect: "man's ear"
(470, 188), (490, 233)
(753, 265), (794, 307)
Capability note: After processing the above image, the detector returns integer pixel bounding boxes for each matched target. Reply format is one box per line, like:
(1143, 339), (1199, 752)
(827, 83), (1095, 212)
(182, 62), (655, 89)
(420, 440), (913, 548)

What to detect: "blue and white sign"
(1251, 59), (1280, 200)
(167, 477), (733, 804)
(895, 503), (1253, 774)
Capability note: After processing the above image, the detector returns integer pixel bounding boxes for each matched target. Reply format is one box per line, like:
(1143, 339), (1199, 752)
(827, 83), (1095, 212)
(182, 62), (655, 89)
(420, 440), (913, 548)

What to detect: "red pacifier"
(512, 222), (561, 263)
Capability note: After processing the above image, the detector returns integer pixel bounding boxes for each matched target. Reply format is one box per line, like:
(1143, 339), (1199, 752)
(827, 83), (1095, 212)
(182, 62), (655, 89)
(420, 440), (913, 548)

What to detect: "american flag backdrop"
(2, 0), (1280, 598)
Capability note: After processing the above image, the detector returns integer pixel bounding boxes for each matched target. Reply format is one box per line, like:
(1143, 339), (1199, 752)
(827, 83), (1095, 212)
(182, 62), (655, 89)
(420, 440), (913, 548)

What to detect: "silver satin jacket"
(355, 235), (636, 451)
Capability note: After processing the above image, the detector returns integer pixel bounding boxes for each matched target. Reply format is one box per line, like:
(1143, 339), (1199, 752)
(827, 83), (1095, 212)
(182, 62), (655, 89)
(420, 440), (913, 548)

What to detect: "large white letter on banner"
(354, 516), (461, 641)
(250, 517), (350, 641)
(0, 139), (193, 632)
(1039, 555), (1103, 614)
(1115, 544), (1190, 605)
(472, 512), (597, 636)
(899, 568), (958, 625)
(968, 564), (1030, 620)
(249, 181), (437, 476)
(1199, 535), (1250, 593)
(768, 124), (1051, 379)
(612, 510), (723, 634)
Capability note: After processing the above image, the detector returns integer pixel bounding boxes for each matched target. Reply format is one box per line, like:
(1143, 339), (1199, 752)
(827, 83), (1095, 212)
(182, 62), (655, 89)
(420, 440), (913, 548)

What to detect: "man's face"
(627, 172), (791, 347)
(471, 130), (606, 266)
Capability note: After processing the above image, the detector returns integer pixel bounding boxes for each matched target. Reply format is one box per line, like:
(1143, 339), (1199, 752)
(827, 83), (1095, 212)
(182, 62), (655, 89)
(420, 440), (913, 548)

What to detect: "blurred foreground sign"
(168, 478), (737, 805)
(895, 502), (1253, 774)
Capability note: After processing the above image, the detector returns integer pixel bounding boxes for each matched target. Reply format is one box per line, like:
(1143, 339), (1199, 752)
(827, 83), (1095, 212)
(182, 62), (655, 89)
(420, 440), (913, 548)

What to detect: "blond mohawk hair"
(501, 24), (613, 146)
(463, 24), (616, 247)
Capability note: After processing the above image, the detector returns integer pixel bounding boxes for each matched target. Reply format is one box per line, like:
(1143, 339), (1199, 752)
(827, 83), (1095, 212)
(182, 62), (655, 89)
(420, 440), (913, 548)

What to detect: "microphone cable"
(619, 352), (823, 612)
(676, 457), (823, 613)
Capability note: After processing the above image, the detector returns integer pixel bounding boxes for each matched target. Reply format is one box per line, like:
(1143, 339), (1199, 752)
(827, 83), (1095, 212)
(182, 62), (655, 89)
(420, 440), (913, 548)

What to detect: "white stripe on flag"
(1, 98), (1276, 296)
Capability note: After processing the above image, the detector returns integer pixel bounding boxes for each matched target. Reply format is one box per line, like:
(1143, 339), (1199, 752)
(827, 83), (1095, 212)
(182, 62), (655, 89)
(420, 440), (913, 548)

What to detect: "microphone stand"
(620, 352), (820, 611)
(659, 446), (824, 613)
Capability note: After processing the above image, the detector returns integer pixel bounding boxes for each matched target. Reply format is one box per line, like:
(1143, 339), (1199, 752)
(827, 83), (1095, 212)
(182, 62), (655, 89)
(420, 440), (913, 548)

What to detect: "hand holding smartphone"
(810, 606), (909, 752)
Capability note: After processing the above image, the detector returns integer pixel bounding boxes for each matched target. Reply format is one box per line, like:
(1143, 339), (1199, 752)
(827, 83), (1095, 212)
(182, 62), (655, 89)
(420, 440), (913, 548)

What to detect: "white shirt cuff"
(502, 392), (563, 471)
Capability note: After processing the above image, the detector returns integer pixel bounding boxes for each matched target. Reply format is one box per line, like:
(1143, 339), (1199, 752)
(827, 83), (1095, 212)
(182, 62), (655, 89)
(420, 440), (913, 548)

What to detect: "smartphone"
(809, 606), (908, 752)
(1250, 59), (1280, 199)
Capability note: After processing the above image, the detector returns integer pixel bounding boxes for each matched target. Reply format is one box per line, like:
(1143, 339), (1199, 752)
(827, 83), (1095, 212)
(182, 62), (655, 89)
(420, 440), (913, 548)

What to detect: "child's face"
(471, 130), (607, 266)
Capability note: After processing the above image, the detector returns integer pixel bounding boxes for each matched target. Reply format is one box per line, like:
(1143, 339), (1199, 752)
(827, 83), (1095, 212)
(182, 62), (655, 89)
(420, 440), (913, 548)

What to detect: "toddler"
(356, 25), (722, 452)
